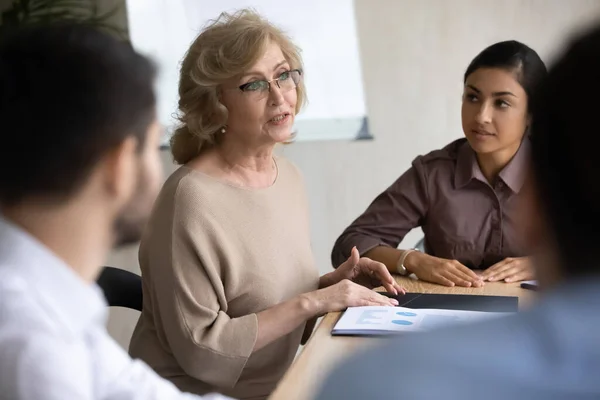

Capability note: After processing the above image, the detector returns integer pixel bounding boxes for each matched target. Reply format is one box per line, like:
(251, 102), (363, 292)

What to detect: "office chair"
(97, 266), (143, 311)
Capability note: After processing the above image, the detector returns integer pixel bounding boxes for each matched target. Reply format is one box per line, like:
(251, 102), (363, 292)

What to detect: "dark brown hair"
(0, 23), (156, 205)
(464, 40), (547, 111)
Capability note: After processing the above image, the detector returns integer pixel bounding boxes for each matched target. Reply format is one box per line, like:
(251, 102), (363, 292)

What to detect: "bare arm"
(366, 246), (483, 288)
(295, 272), (342, 346)
(364, 246), (403, 274)
(253, 296), (314, 351)
(253, 280), (398, 351)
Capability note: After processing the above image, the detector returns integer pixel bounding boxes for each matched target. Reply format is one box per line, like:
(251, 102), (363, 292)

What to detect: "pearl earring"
(221, 126), (226, 134)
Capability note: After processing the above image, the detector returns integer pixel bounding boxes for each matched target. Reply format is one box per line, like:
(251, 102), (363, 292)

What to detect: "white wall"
(100, 0), (600, 348)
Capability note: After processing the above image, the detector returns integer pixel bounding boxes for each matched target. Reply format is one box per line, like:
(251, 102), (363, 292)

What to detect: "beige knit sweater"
(129, 157), (320, 400)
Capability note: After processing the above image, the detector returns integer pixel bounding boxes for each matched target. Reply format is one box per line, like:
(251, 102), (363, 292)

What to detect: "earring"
(221, 126), (226, 134)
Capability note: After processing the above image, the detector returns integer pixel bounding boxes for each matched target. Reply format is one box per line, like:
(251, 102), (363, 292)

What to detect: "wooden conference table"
(269, 274), (537, 400)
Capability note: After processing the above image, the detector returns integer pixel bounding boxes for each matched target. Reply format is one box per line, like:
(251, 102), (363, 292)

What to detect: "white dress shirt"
(0, 217), (232, 400)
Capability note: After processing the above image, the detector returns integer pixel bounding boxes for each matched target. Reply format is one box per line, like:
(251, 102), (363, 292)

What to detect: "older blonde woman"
(128, 10), (403, 400)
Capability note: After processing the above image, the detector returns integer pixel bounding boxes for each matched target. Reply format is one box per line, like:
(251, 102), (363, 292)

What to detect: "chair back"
(97, 266), (143, 311)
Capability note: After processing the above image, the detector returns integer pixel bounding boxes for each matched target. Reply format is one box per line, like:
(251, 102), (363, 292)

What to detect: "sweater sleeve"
(145, 177), (258, 389)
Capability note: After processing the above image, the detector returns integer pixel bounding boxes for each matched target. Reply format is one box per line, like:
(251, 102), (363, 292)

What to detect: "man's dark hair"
(529, 25), (600, 275)
(0, 23), (156, 205)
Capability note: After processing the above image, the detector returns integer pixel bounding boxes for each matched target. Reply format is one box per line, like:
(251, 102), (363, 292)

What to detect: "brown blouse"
(332, 138), (530, 269)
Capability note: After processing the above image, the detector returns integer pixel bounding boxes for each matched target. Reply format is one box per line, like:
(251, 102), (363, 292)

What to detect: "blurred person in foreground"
(316, 24), (600, 400)
(0, 24), (230, 400)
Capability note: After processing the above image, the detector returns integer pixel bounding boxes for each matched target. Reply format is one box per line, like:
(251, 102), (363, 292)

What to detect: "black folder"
(379, 292), (518, 313)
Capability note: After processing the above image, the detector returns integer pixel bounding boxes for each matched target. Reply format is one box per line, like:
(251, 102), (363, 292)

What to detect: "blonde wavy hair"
(170, 9), (306, 164)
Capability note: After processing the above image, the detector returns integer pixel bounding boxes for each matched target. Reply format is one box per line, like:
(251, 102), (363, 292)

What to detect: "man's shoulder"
(0, 269), (83, 351)
(0, 268), (65, 332)
(0, 312), (92, 399)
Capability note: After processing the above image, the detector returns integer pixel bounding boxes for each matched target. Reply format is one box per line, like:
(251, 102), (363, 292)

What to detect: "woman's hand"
(480, 257), (534, 283)
(404, 251), (484, 287)
(331, 247), (405, 295)
(305, 279), (399, 316)
(255, 279), (398, 351)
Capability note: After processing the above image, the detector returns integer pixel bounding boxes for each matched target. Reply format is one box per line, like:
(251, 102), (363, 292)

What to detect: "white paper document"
(332, 306), (511, 336)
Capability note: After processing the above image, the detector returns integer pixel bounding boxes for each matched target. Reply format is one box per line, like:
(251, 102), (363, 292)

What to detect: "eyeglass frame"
(237, 69), (303, 95)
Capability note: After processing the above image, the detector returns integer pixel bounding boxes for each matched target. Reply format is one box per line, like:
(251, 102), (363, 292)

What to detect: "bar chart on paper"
(331, 306), (510, 336)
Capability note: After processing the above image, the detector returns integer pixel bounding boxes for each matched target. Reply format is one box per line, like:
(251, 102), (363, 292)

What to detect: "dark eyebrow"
(241, 60), (289, 80)
(466, 84), (517, 98)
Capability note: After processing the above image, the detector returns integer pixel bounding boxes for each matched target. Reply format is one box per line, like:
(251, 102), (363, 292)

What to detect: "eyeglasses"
(238, 69), (302, 100)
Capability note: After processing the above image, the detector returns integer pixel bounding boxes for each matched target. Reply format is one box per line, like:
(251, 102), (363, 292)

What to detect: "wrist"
(403, 250), (423, 273)
(297, 292), (321, 318)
